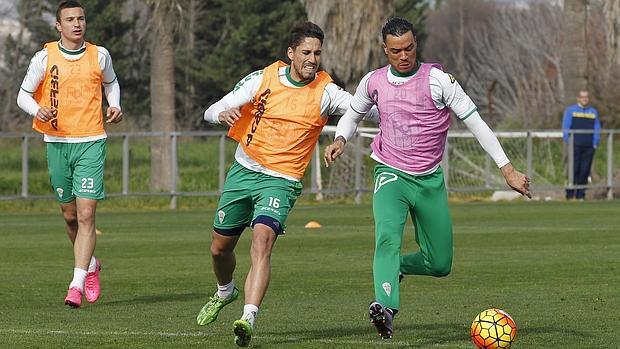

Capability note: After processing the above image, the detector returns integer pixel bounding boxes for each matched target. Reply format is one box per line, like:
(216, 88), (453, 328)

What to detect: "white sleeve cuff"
(203, 101), (228, 124)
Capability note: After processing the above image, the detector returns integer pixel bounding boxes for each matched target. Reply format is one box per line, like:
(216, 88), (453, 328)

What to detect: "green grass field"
(0, 201), (618, 348)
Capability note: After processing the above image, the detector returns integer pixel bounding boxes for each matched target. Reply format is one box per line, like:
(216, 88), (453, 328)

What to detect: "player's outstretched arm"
(500, 163), (531, 198)
(323, 136), (346, 167)
(325, 101), (368, 167)
(203, 70), (263, 126)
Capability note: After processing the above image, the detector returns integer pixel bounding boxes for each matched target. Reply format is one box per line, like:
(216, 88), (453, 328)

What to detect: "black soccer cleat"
(369, 301), (394, 340)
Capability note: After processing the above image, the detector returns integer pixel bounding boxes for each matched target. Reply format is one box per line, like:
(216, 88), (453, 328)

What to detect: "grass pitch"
(0, 201), (618, 348)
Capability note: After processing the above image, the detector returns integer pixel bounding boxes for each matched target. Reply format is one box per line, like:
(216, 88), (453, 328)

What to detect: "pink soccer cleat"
(84, 259), (101, 303)
(64, 287), (82, 308)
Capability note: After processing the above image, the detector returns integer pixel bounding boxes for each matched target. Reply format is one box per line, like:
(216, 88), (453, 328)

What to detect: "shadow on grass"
(101, 292), (204, 306)
(254, 324), (595, 348)
(259, 322), (469, 347)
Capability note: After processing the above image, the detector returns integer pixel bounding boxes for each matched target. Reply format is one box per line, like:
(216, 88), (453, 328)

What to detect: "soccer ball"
(470, 308), (517, 349)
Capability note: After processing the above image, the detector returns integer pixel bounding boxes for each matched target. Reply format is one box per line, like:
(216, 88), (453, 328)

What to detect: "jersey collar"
(285, 66), (313, 87)
(389, 61), (421, 78)
(58, 40), (86, 55)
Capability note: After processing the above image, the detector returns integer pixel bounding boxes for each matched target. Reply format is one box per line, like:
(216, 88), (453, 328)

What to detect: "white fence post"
(527, 131), (533, 181)
(122, 135), (129, 195)
(355, 134), (362, 204)
(312, 141), (323, 201)
(170, 133), (178, 209)
(443, 137), (449, 190)
(568, 131), (574, 190)
(607, 131), (614, 200)
(219, 134), (226, 193)
(21, 135), (28, 198)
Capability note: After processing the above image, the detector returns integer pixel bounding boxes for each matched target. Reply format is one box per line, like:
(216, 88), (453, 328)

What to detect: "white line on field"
(1, 328), (211, 337)
(0, 328), (462, 347)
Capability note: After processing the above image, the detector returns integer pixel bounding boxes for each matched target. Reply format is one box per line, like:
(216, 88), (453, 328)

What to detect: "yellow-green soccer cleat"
(233, 319), (253, 347)
(196, 287), (239, 326)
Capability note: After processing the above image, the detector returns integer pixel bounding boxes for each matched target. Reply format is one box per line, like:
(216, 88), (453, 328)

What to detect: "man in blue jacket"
(562, 90), (601, 200)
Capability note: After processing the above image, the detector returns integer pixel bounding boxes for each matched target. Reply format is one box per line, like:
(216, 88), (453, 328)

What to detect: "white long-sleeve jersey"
(17, 40), (121, 143)
(204, 66), (378, 181)
(335, 65), (509, 175)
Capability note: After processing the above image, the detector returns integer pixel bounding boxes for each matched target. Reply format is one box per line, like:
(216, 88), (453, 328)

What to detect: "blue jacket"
(562, 103), (601, 147)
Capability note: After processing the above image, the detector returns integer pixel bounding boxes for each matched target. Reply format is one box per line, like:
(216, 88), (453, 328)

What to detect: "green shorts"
(46, 139), (106, 203)
(213, 161), (303, 236)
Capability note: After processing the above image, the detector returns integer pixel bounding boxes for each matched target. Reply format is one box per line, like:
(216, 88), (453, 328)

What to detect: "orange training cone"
(304, 221), (322, 229)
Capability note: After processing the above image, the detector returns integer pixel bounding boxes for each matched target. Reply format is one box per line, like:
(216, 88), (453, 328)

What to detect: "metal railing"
(0, 129), (617, 206)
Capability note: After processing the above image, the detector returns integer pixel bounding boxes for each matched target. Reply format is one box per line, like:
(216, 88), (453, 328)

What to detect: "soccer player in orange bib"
(17, 0), (122, 308)
(196, 21), (377, 347)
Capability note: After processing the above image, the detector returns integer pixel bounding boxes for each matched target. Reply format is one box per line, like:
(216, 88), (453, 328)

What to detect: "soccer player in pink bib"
(324, 17), (530, 340)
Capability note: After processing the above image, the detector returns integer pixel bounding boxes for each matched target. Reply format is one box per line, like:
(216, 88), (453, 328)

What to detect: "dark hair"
(56, 0), (83, 22)
(381, 17), (415, 42)
(288, 21), (324, 49)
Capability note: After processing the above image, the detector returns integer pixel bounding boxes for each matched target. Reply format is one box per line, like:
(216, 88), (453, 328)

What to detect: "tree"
(560, 0), (588, 104)
(425, 1), (563, 128)
(587, 0), (620, 128)
(84, 0), (147, 127)
(469, 2), (563, 127)
(603, 0), (619, 66)
(1, 0), (324, 132)
(301, 0), (394, 92)
(189, 0), (305, 130)
(1, 0), (138, 131)
(176, 0), (205, 129)
(148, 0), (181, 191)
(0, 0), (55, 131)
(394, 0), (428, 58)
(424, 0), (496, 85)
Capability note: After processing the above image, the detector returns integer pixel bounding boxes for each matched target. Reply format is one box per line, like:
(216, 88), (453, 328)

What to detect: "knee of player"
(250, 234), (276, 258)
(77, 213), (95, 227)
(250, 243), (274, 261)
(375, 232), (400, 248)
(210, 239), (235, 257)
(210, 244), (222, 257)
(62, 211), (78, 226)
(429, 259), (452, 277)
(76, 205), (96, 223)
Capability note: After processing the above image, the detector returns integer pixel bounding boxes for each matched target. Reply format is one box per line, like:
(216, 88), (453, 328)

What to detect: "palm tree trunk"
(301, 0), (393, 92)
(603, 0), (620, 67)
(150, 2), (176, 191)
(561, 0), (589, 103)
